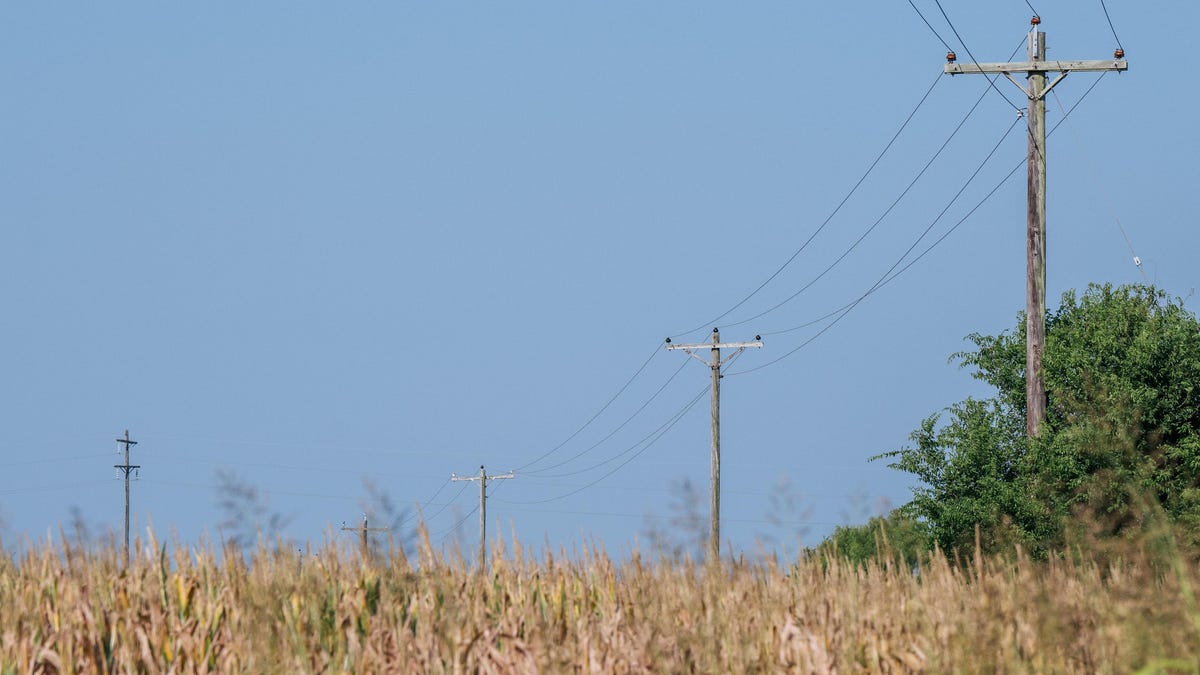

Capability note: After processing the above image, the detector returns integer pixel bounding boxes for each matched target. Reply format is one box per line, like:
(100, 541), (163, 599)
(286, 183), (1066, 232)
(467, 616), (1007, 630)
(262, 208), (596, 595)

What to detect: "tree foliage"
(815, 509), (930, 568)
(879, 283), (1200, 554)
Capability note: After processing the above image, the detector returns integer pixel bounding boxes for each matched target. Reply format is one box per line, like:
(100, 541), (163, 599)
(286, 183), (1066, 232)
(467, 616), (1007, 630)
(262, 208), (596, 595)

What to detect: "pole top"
(1030, 15), (1041, 26)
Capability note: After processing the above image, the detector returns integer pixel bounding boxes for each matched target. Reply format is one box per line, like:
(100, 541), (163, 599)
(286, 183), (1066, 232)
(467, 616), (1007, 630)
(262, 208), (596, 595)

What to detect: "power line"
(735, 73), (1110, 363)
(731, 115), (1024, 375)
(501, 385), (710, 505)
(523, 358), (690, 476)
(516, 342), (661, 472)
(523, 385), (710, 480)
(906, 0), (954, 52)
(719, 75), (998, 330)
(667, 71), (944, 340)
(933, 0), (1023, 111)
(1098, 0), (1125, 52)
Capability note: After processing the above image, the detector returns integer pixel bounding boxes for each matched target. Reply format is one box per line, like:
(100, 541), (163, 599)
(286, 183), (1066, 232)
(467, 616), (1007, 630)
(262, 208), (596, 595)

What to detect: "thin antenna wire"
(1049, 87), (1148, 282)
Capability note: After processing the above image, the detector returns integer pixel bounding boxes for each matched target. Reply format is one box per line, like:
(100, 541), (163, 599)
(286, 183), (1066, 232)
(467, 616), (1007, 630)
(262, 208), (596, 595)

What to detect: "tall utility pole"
(944, 17), (1127, 437)
(450, 465), (514, 570)
(114, 429), (140, 564)
(341, 514), (389, 560)
(665, 328), (763, 561)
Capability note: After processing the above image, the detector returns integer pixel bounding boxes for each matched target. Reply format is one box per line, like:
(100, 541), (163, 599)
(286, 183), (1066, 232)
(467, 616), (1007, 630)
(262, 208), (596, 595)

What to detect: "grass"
(1, 527), (1198, 673)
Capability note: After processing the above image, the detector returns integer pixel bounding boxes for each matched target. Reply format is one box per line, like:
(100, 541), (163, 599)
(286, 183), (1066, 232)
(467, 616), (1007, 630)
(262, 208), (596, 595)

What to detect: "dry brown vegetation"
(1, 528), (1198, 674)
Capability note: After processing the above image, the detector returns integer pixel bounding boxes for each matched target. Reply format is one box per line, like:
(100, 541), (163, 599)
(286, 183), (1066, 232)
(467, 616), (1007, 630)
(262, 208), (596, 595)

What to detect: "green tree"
(879, 283), (1200, 554)
(815, 508), (930, 568)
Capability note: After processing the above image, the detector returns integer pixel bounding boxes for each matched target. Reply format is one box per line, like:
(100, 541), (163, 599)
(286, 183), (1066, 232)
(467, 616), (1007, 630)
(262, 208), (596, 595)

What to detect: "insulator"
(1114, 48), (1125, 59)
(946, 51), (957, 63)
(1030, 15), (1041, 25)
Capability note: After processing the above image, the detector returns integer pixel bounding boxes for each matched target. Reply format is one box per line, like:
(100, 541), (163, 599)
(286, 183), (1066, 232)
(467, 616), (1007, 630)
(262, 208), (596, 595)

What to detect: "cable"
(394, 478), (454, 529)
(1022, 0), (1041, 20)
(933, 0), (1022, 112)
(667, 71), (944, 340)
(433, 504), (478, 541)
(1048, 86), (1147, 282)
(731, 114), (1023, 375)
(418, 481), (471, 525)
(503, 385), (710, 505)
(1099, 0), (1125, 52)
(523, 358), (690, 475)
(740, 74), (1110, 362)
(906, 0), (954, 52)
(528, 384), (705, 478)
(516, 342), (660, 472)
(524, 385), (710, 480)
(719, 74), (998, 330)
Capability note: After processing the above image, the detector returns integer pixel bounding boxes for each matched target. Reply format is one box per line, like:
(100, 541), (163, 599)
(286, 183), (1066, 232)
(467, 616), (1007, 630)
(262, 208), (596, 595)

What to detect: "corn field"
(1, 528), (1197, 673)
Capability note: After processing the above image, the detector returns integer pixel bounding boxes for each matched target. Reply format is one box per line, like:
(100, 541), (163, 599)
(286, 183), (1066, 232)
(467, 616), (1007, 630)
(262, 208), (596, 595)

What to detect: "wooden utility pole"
(341, 514), (389, 560)
(665, 328), (763, 561)
(114, 429), (140, 565)
(943, 17), (1127, 436)
(450, 466), (514, 570)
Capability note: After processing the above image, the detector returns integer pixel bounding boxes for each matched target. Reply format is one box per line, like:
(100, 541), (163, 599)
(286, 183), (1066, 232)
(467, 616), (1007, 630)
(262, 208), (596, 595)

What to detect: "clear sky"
(2, 2), (1195, 558)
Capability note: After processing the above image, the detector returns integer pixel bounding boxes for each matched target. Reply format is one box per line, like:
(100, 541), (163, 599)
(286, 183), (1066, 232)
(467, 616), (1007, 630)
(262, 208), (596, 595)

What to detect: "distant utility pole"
(943, 17), (1127, 437)
(114, 429), (140, 564)
(665, 328), (763, 561)
(450, 465), (514, 570)
(341, 514), (389, 560)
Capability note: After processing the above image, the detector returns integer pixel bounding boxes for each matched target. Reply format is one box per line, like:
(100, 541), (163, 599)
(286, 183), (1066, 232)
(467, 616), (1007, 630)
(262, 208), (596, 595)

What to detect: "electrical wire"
(418, 481), (471, 526)
(906, 0), (954, 52)
(1099, 0), (1125, 52)
(730, 114), (1023, 375)
(719, 73), (998, 331)
(1022, 0), (1041, 20)
(738, 73), (1110, 363)
(522, 385), (710, 480)
(394, 478), (455, 529)
(522, 358), (690, 476)
(933, 0), (1023, 112)
(516, 342), (661, 472)
(502, 385), (710, 505)
(1048, 85), (1147, 282)
(667, 71), (944, 340)
(433, 504), (478, 541)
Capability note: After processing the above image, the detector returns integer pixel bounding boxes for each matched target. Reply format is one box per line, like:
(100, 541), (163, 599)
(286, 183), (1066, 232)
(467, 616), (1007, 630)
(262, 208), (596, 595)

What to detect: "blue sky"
(2, 2), (1195, 558)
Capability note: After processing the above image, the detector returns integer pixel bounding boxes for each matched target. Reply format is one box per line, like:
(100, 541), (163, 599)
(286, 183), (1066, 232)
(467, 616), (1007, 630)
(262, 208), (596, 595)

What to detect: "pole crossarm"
(451, 465), (515, 571)
(663, 329), (764, 561)
(666, 339), (763, 367)
(945, 59), (1127, 76)
(941, 21), (1128, 437)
